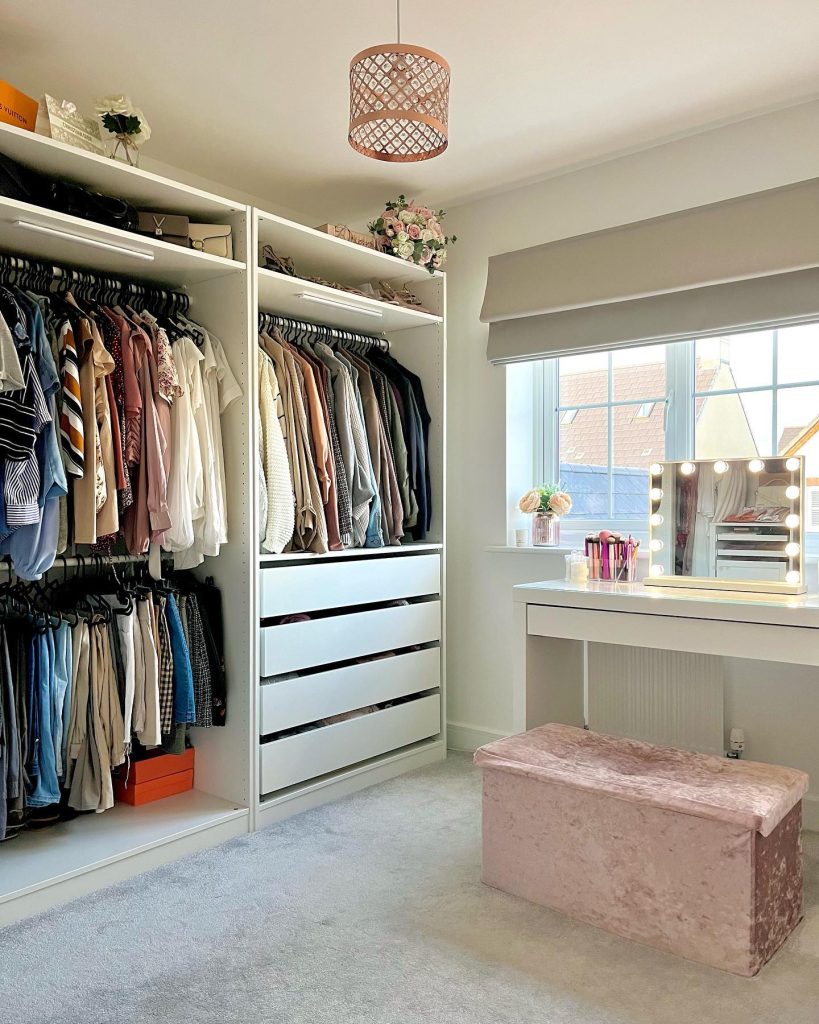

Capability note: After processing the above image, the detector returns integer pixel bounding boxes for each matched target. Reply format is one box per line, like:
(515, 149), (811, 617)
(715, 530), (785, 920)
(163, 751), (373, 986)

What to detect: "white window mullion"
(771, 329), (780, 456)
(537, 359), (558, 485)
(666, 340), (694, 460)
(607, 351), (614, 517)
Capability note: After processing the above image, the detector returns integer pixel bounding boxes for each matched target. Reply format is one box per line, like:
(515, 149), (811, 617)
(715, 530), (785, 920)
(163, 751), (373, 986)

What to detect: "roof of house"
(780, 416), (819, 455)
(559, 361), (721, 469)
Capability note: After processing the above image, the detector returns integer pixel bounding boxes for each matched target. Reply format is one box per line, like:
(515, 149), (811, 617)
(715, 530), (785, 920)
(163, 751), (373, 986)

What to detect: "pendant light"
(348, 0), (450, 163)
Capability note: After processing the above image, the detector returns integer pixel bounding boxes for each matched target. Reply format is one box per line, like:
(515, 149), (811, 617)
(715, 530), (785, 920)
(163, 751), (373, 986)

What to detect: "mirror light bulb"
(785, 542), (800, 557)
(649, 487), (663, 501)
(748, 459), (765, 473)
(786, 513), (800, 529)
(679, 462), (696, 476)
(786, 457), (800, 471)
(650, 564), (665, 577)
(649, 538), (663, 552)
(714, 460), (729, 474)
(786, 485), (800, 500)
(650, 513), (663, 527)
(786, 570), (801, 585)
(649, 463), (663, 477)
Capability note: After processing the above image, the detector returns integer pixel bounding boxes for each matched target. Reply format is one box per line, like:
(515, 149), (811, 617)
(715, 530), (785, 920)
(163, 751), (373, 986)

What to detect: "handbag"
(189, 223), (233, 260)
(0, 152), (48, 205)
(49, 179), (138, 232)
(137, 211), (189, 247)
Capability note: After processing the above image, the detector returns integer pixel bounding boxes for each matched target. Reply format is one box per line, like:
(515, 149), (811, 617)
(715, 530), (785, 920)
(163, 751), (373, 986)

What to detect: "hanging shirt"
(56, 319), (84, 476)
(163, 337), (203, 553)
(258, 347), (295, 554)
(0, 311), (24, 392)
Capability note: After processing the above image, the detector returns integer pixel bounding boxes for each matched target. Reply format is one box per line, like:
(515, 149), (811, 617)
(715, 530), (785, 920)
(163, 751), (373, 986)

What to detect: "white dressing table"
(513, 579), (819, 734)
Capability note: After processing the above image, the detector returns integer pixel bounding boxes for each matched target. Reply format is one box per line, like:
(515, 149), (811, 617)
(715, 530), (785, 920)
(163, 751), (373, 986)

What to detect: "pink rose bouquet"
(518, 483), (572, 517)
(369, 195), (456, 273)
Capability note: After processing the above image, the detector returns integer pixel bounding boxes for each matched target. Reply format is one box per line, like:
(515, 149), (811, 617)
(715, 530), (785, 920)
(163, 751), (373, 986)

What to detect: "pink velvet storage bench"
(475, 724), (808, 976)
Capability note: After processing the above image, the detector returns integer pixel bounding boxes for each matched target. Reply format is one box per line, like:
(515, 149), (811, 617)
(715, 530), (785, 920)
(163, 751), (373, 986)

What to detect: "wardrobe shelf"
(257, 208), (443, 288)
(0, 195), (246, 284)
(257, 267), (442, 334)
(0, 791), (248, 925)
(0, 120), (243, 217)
(258, 542), (443, 564)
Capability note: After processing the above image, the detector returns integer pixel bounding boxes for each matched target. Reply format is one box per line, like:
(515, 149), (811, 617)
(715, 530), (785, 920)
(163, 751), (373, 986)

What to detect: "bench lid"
(474, 724), (808, 836)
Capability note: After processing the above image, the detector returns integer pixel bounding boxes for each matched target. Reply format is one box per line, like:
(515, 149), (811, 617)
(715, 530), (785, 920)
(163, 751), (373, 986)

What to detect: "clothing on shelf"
(0, 258), (241, 580)
(0, 561), (227, 840)
(257, 316), (432, 555)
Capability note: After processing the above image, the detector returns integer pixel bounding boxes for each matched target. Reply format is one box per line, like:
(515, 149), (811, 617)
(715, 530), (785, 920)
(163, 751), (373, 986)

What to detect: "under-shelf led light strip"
(13, 220), (155, 261)
(648, 457), (804, 584)
(296, 291), (383, 319)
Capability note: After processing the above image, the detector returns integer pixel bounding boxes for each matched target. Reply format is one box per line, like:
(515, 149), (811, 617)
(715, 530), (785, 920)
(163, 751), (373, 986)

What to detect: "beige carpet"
(1, 753), (818, 1024)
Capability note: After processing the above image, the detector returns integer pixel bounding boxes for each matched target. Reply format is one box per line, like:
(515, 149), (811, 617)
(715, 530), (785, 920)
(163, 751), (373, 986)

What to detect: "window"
(530, 321), (819, 538)
(539, 346), (669, 522)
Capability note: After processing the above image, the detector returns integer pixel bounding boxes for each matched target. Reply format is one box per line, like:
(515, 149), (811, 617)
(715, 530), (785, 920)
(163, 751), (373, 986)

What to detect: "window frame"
(535, 344), (690, 536)
(532, 325), (819, 540)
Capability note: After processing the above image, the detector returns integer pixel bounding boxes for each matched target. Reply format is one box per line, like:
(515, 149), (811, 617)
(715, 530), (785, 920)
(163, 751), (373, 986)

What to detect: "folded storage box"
(475, 724), (808, 975)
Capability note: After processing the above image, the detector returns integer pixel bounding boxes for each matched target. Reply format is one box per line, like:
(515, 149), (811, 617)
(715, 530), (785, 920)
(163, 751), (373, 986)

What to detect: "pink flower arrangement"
(369, 195), (456, 273)
(517, 484), (573, 516)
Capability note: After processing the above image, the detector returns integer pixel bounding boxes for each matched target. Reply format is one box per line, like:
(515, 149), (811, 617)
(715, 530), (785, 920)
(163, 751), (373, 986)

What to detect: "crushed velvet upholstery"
(476, 724), (807, 976)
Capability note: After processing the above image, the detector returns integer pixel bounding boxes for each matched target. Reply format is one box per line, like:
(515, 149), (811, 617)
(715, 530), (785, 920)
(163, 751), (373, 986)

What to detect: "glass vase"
(106, 134), (140, 167)
(532, 512), (560, 546)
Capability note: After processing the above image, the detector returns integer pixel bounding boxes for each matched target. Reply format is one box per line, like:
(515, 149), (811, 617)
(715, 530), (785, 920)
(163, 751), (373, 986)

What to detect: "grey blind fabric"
(482, 177), (819, 365)
(487, 268), (819, 364)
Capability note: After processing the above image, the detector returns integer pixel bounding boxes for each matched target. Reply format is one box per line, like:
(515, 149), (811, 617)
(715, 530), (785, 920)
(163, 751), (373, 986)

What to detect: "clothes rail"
(0, 553), (167, 575)
(0, 251), (190, 315)
(258, 310), (390, 352)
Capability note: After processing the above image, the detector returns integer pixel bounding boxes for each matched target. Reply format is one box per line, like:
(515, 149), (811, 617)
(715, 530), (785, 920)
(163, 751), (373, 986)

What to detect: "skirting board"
(804, 794), (819, 832)
(256, 739), (446, 830)
(447, 721), (507, 752)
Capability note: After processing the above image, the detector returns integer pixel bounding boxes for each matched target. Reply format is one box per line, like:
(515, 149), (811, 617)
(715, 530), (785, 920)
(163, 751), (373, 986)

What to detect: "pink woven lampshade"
(348, 43), (450, 162)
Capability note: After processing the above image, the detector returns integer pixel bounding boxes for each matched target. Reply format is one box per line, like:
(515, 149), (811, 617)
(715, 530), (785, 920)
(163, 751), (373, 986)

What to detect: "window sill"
(485, 545), (575, 555)
(486, 544), (650, 559)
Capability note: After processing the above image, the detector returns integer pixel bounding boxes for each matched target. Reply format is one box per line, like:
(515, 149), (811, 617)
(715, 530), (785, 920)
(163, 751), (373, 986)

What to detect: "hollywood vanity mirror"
(645, 456), (807, 595)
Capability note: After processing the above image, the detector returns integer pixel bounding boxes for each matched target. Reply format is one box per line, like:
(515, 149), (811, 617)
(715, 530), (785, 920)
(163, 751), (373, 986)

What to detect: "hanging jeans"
(28, 630), (61, 807)
(166, 594), (195, 725)
(51, 621), (71, 779)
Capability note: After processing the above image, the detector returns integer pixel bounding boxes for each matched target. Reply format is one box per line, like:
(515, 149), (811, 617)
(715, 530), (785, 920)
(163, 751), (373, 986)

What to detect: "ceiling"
(3, 0), (819, 222)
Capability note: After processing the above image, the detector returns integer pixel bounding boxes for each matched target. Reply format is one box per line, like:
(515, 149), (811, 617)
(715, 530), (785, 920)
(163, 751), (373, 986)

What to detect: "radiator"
(587, 643), (724, 756)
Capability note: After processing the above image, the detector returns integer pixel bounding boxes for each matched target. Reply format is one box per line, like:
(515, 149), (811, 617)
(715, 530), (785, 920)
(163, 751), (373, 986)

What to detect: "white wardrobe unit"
(254, 210), (447, 827)
(0, 122), (254, 924)
(0, 121), (448, 921)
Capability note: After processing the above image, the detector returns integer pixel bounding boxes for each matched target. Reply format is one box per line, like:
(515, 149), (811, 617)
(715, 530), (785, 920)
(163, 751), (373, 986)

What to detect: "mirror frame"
(644, 456), (807, 595)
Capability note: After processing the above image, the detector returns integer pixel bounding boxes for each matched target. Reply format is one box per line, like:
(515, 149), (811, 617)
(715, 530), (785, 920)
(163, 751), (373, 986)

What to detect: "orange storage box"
(114, 748), (195, 806)
(0, 82), (38, 132)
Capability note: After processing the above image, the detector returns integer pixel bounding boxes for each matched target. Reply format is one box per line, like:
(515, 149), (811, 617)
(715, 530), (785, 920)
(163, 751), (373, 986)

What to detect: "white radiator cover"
(587, 643), (724, 756)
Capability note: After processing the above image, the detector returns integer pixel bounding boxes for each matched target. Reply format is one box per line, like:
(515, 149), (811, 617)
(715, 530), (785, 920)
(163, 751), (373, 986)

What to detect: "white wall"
(444, 100), (819, 798)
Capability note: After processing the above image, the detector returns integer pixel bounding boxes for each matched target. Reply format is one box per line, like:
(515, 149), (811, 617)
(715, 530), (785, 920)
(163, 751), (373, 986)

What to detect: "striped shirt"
(58, 319), (84, 475)
(1, 351), (51, 526)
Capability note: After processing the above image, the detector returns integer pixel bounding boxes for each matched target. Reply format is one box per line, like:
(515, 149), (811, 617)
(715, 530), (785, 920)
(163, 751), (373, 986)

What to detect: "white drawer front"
(260, 600), (441, 676)
(259, 554), (440, 618)
(260, 647), (440, 735)
(259, 693), (441, 794)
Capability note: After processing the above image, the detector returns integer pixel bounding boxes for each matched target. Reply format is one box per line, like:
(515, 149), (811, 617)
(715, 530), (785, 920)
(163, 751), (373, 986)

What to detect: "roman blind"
(482, 177), (819, 364)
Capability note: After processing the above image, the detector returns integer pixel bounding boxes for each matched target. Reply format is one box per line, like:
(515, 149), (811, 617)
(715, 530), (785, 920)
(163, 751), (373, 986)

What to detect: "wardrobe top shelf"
(256, 209), (444, 287)
(0, 195), (246, 285)
(0, 121), (244, 218)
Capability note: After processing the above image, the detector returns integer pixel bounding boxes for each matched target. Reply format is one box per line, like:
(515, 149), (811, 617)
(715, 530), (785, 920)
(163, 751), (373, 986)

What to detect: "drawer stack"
(258, 553), (442, 798)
